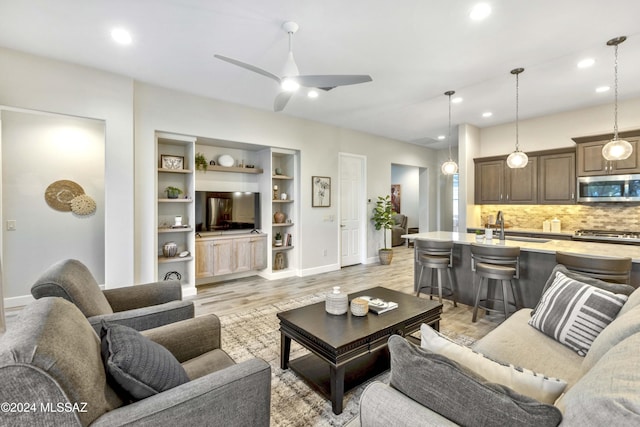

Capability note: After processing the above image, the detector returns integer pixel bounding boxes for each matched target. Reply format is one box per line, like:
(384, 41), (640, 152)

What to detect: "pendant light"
(602, 36), (632, 161)
(441, 90), (459, 175)
(506, 68), (528, 168)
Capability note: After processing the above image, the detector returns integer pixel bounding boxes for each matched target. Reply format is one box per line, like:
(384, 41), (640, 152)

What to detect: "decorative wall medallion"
(45, 180), (84, 212)
(69, 194), (97, 216)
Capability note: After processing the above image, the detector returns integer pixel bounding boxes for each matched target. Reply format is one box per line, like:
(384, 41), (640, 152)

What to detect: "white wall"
(478, 98), (640, 157)
(391, 164), (419, 228)
(0, 47), (135, 293)
(1, 110), (104, 299)
(134, 82), (439, 279)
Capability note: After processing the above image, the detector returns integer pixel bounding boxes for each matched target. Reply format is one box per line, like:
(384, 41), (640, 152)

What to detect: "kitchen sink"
(504, 236), (551, 243)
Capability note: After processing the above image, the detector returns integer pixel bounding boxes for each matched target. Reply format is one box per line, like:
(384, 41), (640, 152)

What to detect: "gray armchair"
(0, 297), (271, 427)
(31, 259), (194, 333)
(391, 214), (408, 247)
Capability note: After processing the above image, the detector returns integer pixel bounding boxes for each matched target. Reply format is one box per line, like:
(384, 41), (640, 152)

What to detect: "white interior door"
(339, 153), (365, 267)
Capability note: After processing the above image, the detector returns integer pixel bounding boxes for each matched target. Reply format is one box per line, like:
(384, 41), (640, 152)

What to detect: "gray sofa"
(353, 270), (640, 426)
(0, 297), (271, 426)
(31, 259), (194, 334)
(391, 214), (407, 247)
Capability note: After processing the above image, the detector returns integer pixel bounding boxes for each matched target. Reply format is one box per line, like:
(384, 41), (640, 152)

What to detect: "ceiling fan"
(215, 21), (373, 112)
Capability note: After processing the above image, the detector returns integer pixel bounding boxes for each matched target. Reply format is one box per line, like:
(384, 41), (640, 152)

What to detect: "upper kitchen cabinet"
(474, 157), (537, 204)
(475, 148), (575, 205)
(538, 151), (576, 204)
(574, 130), (640, 176)
(475, 159), (504, 204)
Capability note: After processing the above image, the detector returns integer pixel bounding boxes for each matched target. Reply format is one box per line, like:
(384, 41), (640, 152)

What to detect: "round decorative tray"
(218, 154), (235, 167)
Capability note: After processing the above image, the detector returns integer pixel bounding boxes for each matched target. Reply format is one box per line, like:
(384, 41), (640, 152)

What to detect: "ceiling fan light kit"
(441, 90), (459, 175)
(214, 21), (372, 112)
(506, 67), (529, 169)
(602, 36), (632, 161)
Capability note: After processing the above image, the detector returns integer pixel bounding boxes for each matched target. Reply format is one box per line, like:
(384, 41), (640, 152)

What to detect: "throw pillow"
(100, 321), (190, 401)
(389, 336), (562, 427)
(529, 271), (628, 356)
(420, 324), (567, 404)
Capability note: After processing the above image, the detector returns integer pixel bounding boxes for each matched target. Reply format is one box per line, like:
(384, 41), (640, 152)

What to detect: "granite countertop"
(402, 231), (640, 263)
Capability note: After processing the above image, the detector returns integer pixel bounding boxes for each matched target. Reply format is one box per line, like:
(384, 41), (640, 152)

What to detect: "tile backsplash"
(480, 204), (640, 232)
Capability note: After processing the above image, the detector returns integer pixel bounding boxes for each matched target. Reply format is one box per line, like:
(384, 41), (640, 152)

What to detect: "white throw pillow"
(529, 271), (628, 356)
(420, 324), (567, 404)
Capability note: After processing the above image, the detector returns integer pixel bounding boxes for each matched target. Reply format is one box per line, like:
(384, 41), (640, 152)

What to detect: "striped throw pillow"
(529, 271), (628, 356)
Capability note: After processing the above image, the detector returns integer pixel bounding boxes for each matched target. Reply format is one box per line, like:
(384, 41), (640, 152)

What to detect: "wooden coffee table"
(277, 286), (442, 414)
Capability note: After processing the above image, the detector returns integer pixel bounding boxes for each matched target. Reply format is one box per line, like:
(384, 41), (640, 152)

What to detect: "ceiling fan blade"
(295, 75), (373, 90)
(214, 54), (281, 84)
(274, 91), (294, 112)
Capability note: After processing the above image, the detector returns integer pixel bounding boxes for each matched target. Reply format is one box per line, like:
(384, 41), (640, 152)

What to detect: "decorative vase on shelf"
(274, 211), (286, 224)
(326, 286), (348, 315)
(162, 241), (178, 257)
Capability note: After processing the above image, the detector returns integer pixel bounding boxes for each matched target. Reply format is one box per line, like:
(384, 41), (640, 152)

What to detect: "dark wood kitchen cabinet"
(475, 148), (575, 205)
(574, 130), (640, 176)
(538, 151), (576, 204)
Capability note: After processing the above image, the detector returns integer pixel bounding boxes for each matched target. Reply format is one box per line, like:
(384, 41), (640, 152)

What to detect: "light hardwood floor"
(193, 245), (499, 340)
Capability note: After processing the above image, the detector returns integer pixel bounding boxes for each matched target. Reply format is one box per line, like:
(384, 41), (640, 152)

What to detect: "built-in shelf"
(272, 246), (294, 252)
(206, 165), (264, 174)
(273, 174), (293, 180)
(272, 223), (294, 227)
(158, 198), (193, 203)
(272, 199), (294, 203)
(158, 256), (193, 264)
(158, 227), (193, 233)
(158, 168), (193, 174)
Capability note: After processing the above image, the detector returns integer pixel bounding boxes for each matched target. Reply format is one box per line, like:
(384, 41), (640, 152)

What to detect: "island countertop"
(402, 231), (640, 263)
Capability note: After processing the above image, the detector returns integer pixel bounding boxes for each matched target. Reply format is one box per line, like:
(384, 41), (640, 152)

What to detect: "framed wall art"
(391, 184), (401, 213)
(160, 154), (184, 170)
(312, 176), (331, 207)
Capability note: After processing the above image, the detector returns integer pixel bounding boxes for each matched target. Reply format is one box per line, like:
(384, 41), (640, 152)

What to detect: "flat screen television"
(195, 191), (261, 231)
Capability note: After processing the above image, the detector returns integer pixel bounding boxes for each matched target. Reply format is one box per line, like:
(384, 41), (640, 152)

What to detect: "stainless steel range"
(573, 229), (640, 245)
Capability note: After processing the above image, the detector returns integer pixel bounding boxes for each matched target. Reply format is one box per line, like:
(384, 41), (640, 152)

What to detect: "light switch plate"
(6, 220), (16, 231)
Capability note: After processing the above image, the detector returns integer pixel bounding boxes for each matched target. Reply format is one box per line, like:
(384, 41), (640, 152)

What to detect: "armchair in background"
(31, 259), (194, 334)
(391, 214), (408, 247)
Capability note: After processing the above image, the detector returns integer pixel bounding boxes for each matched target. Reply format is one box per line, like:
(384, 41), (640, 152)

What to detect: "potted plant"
(195, 152), (208, 172)
(166, 186), (183, 199)
(274, 232), (283, 247)
(371, 195), (395, 265)
(475, 229), (485, 242)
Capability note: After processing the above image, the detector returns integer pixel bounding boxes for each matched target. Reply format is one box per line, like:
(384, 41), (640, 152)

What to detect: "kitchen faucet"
(496, 211), (505, 240)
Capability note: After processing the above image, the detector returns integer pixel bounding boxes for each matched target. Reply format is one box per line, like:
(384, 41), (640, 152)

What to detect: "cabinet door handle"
(571, 193), (575, 200)
(500, 193), (503, 200)
(506, 194), (509, 201)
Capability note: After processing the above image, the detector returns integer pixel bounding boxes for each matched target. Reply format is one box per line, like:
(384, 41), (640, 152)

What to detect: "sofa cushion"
(100, 321), (189, 401)
(618, 286), (640, 317)
(389, 335), (562, 427)
(472, 309), (584, 386)
(529, 271), (628, 356)
(421, 324), (566, 404)
(581, 303), (640, 373)
(556, 332), (640, 425)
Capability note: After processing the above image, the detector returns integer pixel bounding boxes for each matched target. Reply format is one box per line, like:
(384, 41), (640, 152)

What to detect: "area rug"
(219, 293), (476, 427)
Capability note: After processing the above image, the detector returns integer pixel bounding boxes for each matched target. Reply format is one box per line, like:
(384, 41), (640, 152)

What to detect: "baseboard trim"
(300, 263), (340, 277)
(4, 294), (34, 309)
(365, 256), (379, 265)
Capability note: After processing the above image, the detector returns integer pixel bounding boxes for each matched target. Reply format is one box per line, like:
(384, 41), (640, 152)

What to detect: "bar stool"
(470, 243), (520, 322)
(556, 252), (632, 284)
(415, 239), (457, 307)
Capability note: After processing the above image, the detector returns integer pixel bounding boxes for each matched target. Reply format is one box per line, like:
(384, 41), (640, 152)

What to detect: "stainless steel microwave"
(577, 174), (640, 202)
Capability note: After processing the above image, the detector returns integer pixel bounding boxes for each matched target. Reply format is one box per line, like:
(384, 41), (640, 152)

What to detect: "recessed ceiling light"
(482, 112), (493, 118)
(111, 28), (132, 45)
(596, 86), (610, 93)
(437, 135), (446, 140)
(470, 3), (492, 21)
(577, 58), (595, 69)
(451, 97), (463, 104)
(307, 89), (319, 98)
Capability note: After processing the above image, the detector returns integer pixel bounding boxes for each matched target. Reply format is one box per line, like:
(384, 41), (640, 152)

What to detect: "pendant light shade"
(507, 68), (528, 169)
(602, 36), (632, 161)
(441, 90), (459, 175)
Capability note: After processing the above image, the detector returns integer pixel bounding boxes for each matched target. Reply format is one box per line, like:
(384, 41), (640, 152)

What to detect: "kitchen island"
(402, 231), (640, 309)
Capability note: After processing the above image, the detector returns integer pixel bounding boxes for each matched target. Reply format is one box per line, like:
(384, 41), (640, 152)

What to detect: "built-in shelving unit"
(156, 132), (196, 294)
(205, 165), (264, 174)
